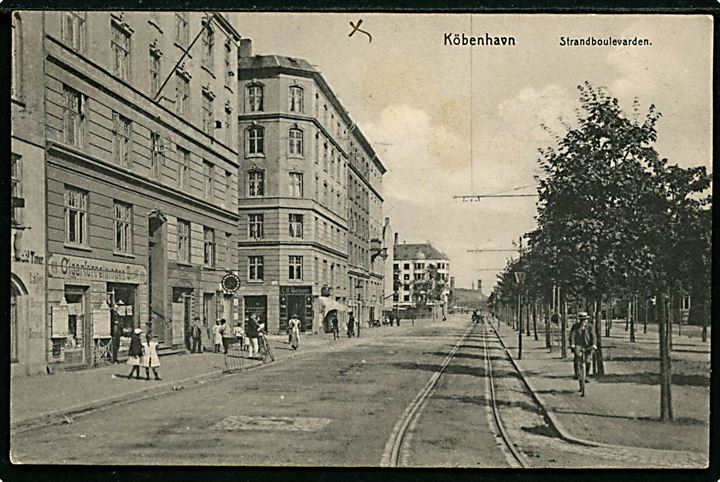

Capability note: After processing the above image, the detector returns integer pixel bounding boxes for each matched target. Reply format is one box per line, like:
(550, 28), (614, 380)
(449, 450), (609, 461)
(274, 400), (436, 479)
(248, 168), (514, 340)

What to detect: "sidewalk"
(11, 318), (439, 431)
(491, 319), (710, 456)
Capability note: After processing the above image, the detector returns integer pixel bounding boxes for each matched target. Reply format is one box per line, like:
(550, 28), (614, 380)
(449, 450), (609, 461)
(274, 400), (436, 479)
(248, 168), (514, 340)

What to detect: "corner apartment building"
(392, 240), (451, 310)
(236, 42), (386, 333)
(11, 12), (47, 377)
(13, 11), (242, 372)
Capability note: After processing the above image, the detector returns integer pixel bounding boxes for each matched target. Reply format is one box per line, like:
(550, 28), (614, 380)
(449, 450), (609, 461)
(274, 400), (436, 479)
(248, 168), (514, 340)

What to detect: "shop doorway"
(64, 286), (89, 367)
(244, 296), (267, 328)
(280, 295), (312, 333)
(107, 283), (137, 337)
(173, 288), (194, 349)
(148, 212), (167, 343)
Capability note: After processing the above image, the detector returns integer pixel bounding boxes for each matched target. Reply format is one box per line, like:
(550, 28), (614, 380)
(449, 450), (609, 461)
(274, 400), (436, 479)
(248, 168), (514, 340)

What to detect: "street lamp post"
(515, 271), (526, 359)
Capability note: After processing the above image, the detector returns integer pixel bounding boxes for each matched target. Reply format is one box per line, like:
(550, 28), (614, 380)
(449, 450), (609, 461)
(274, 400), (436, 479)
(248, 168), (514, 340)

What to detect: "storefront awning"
(317, 296), (348, 314)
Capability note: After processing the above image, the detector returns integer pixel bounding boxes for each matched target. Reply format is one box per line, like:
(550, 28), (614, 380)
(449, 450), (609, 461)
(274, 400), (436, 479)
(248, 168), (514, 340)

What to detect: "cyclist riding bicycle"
(569, 312), (596, 388)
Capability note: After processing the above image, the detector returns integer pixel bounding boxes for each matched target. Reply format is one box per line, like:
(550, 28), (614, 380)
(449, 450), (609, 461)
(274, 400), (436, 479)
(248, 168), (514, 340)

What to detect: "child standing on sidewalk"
(141, 332), (162, 381)
(126, 328), (143, 379)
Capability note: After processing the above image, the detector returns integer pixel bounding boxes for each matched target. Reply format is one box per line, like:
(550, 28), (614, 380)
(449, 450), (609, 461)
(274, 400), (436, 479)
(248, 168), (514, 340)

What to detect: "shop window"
(64, 287), (86, 351)
(108, 283), (136, 336)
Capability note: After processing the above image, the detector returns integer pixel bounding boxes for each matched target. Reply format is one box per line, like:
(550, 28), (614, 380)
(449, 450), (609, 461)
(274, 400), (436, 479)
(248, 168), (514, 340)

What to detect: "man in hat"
(190, 317), (203, 354)
(347, 310), (355, 338)
(569, 312), (597, 384)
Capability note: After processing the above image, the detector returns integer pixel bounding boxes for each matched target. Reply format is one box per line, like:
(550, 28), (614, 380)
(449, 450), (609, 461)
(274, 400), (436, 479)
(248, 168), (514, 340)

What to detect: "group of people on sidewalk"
(126, 328), (161, 381)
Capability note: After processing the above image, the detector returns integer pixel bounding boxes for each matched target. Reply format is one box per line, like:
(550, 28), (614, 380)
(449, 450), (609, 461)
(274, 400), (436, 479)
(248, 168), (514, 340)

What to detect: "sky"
(230, 13), (713, 292)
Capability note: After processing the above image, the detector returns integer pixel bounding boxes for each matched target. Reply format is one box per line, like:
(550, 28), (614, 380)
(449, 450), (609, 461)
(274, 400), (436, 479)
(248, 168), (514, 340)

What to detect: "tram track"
(381, 320), (532, 468)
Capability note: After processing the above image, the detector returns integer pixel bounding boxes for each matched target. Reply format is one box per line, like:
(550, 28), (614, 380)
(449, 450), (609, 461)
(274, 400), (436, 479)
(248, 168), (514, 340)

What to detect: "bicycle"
(573, 346), (594, 397)
(256, 325), (275, 363)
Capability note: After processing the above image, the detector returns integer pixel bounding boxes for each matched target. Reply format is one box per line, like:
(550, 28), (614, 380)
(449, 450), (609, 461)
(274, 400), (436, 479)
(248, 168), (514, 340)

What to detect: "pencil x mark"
(349, 19), (372, 43)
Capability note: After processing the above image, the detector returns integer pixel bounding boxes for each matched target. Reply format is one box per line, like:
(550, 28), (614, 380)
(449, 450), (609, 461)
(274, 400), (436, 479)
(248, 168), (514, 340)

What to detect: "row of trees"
(487, 83), (712, 420)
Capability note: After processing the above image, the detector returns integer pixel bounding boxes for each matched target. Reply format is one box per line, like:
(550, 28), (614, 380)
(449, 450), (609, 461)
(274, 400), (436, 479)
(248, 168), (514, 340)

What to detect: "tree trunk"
(517, 294), (523, 360)
(605, 300), (610, 337)
(561, 291), (568, 360)
(545, 302), (551, 349)
(644, 300), (648, 334)
(526, 298), (531, 337)
(658, 292), (673, 421)
(668, 293), (673, 351)
(533, 299), (538, 341)
(594, 296), (605, 376)
(630, 294), (636, 343)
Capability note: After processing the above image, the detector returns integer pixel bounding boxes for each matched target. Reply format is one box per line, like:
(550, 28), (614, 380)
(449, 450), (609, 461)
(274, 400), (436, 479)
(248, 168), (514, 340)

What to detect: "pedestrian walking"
(141, 332), (161, 380)
(212, 319), (222, 353)
(221, 319), (234, 354)
(126, 328), (143, 379)
(331, 314), (339, 340)
(111, 319), (121, 364)
(246, 313), (260, 358)
(569, 312), (596, 382)
(191, 317), (203, 353)
(288, 314), (301, 350)
(396, 313), (401, 327)
(347, 311), (356, 338)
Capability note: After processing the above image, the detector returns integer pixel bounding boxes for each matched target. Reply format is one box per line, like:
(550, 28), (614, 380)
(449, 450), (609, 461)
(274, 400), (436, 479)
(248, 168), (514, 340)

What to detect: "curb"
(12, 323), (436, 434)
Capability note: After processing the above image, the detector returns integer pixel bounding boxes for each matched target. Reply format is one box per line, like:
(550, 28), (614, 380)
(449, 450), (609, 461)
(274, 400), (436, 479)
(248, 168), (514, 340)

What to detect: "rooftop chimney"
(239, 38), (252, 58)
(394, 233), (399, 245)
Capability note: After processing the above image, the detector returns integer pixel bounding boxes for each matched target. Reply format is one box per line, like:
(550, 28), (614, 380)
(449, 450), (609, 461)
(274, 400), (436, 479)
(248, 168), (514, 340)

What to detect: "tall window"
(288, 172), (303, 197)
(11, 155), (22, 226)
(248, 256), (264, 281)
(64, 186), (88, 246)
(149, 48), (161, 98)
(177, 146), (190, 189)
(203, 227), (216, 267)
(203, 160), (214, 199)
(112, 112), (132, 167)
(246, 126), (264, 155)
(62, 86), (85, 147)
(177, 219), (190, 263)
(175, 74), (189, 116)
(150, 132), (163, 179)
(12, 14), (22, 99)
(289, 128), (303, 156)
(289, 86), (304, 113)
(175, 12), (189, 47)
(247, 84), (263, 112)
(289, 256), (303, 280)
(248, 214), (264, 239)
(202, 93), (214, 136)
(62, 11), (86, 52)
(247, 171), (265, 197)
(224, 41), (233, 88)
(113, 201), (133, 253)
(289, 214), (304, 238)
(111, 22), (131, 81)
(201, 24), (214, 70)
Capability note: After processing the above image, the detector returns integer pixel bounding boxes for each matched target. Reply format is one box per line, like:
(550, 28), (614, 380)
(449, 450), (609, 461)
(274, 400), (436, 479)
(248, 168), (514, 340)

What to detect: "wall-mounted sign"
(221, 273), (241, 293)
(48, 254), (146, 284)
(51, 305), (69, 338)
(92, 307), (111, 338)
(280, 286), (312, 295)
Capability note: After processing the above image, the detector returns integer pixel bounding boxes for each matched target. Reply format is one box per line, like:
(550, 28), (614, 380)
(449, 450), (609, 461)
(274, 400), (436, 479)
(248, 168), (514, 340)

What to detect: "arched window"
(246, 84), (263, 112)
(289, 85), (304, 113)
(289, 128), (303, 156)
(246, 126), (264, 155)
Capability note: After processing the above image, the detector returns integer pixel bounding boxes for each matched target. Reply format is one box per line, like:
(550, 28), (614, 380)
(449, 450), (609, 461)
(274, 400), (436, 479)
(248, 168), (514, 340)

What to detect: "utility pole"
(515, 236), (525, 360)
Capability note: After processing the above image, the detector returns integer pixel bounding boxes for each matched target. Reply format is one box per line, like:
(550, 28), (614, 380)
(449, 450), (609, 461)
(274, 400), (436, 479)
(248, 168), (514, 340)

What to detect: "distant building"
(392, 239), (450, 310)
(12, 11), (242, 374)
(236, 42), (386, 333)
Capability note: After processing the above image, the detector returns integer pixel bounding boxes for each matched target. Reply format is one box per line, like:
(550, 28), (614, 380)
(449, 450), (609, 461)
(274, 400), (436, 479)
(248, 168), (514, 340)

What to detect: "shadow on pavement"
(553, 408), (706, 425)
(432, 394), (544, 415)
(597, 372), (710, 387)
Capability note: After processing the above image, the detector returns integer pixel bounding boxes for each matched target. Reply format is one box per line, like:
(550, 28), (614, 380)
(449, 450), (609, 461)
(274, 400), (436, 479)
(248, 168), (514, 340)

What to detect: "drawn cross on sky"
(349, 19), (372, 42)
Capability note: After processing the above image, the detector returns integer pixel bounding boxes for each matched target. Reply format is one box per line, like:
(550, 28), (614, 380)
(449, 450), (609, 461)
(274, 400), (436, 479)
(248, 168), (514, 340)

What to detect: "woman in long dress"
(212, 320), (223, 353)
(288, 315), (300, 350)
(141, 332), (161, 380)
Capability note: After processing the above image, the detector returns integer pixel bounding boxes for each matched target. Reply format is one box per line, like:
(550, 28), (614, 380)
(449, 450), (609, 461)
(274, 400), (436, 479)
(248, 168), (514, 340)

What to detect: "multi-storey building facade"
(237, 42), (385, 334)
(392, 241), (451, 310)
(11, 11), (48, 376)
(12, 11), (242, 372)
